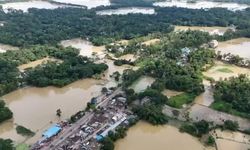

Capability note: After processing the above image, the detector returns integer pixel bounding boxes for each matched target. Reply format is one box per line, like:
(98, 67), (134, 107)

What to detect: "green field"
(167, 93), (196, 108)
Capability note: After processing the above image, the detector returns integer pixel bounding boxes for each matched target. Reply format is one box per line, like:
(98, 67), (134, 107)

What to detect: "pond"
(129, 76), (155, 93)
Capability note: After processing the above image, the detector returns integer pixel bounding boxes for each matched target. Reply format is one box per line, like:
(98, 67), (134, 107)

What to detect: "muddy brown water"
(115, 121), (214, 150)
(175, 26), (229, 36)
(216, 38), (250, 59)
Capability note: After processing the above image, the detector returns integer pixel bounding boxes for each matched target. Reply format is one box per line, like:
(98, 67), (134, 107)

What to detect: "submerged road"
(39, 88), (122, 150)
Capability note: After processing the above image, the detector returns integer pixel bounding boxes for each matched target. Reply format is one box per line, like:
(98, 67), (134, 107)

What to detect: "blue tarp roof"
(42, 124), (61, 139)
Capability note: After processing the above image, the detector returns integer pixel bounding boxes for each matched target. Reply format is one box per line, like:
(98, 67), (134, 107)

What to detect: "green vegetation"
(223, 120), (239, 131)
(113, 59), (134, 66)
(168, 93), (196, 108)
(212, 74), (250, 118)
(16, 143), (29, 150)
(206, 135), (215, 146)
(0, 139), (14, 150)
(0, 100), (13, 123)
(16, 125), (35, 137)
(216, 68), (233, 73)
(180, 120), (210, 137)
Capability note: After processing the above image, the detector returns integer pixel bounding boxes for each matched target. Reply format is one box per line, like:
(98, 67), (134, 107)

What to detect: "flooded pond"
(96, 7), (155, 15)
(216, 38), (250, 59)
(162, 89), (183, 98)
(52, 0), (110, 8)
(175, 26), (230, 36)
(142, 38), (160, 46)
(0, 43), (18, 53)
(129, 76), (155, 93)
(115, 121), (212, 150)
(1, 1), (63, 13)
(153, 0), (249, 11)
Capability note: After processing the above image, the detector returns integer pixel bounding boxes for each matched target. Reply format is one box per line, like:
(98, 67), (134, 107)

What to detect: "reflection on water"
(1, 1), (63, 13)
(130, 76), (155, 93)
(216, 38), (250, 59)
(115, 121), (212, 150)
(52, 0), (110, 8)
(153, 0), (249, 11)
(96, 7), (155, 15)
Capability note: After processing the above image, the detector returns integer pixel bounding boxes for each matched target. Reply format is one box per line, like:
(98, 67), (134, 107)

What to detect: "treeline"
(0, 100), (12, 123)
(25, 57), (108, 87)
(2, 6), (250, 47)
(0, 139), (13, 150)
(212, 74), (250, 118)
(0, 7), (172, 47)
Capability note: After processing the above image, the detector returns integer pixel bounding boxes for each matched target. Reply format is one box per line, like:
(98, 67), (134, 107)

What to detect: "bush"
(223, 120), (239, 131)
(16, 125), (35, 137)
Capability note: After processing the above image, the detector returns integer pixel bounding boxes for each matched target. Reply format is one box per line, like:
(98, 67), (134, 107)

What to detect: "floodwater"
(153, 0), (249, 11)
(175, 26), (229, 36)
(96, 7), (155, 15)
(115, 121), (213, 150)
(0, 39), (133, 144)
(203, 61), (250, 81)
(194, 80), (214, 106)
(0, 43), (18, 53)
(216, 38), (250, 59)
(52, 0), (110, 8)
(1, 1), (63, 13)
(60, 38), (105, 58)
(212, 129), (250, 150)
(129, 76), (155, 93)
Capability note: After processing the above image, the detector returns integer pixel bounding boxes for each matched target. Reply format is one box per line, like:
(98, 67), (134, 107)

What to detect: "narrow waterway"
(115, 121), (214, 150)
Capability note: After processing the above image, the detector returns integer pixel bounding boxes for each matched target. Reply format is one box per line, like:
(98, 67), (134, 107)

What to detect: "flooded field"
(213, 130), (250, 150)
(60, 38), (105, 58)
(216, 38), (250, 59)
(96, 7), (155, 15)
(1, 1), (63, 12)
(115, 121), (213, 150)
(162, 89), (183, 98)
(153, 0), (249, 11)
(130, 76), (155, 93)
(17, 57), (61, 71)
(203, 61), (250, 81)
(175, 26), (229, 36)
(142, 38), (160, 46)
(52, 0), (110, 8)
(0, 43), (18, 53)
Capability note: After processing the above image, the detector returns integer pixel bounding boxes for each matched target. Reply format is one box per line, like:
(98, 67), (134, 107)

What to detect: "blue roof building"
(42, 124), (62, 139)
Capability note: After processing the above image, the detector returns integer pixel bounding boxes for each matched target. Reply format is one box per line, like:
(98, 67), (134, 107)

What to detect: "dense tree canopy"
(213, 74), (250, 118)
(0, 100), (12, 123)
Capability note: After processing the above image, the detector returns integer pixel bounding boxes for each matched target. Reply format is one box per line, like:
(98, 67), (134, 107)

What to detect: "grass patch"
(211, 101), (250, 119)
(16, 125), (35, 137)
(16, 143), (29, 150)
(167, 93), (196, 108)
(216, 68), (233, 73)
